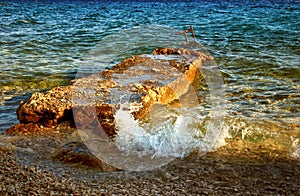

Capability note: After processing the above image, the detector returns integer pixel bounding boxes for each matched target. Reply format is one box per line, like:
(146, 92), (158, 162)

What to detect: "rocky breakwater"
(5, 47), (214, 169)
(7, 47), (213, 137)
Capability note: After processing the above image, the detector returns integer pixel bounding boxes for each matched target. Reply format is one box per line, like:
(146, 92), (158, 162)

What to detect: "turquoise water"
(0, 0), (299, 141)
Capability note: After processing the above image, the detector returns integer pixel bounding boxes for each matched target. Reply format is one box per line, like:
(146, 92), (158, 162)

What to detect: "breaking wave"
(114, 104), (229, 159)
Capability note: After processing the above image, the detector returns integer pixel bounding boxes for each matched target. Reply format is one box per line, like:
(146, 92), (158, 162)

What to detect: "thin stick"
(177, 25), (197, 44)
(177, 30), (189, 43)
(189, 25), (197, 43)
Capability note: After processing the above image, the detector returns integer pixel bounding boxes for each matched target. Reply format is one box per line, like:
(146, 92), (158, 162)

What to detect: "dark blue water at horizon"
(0, 0), (299, 140)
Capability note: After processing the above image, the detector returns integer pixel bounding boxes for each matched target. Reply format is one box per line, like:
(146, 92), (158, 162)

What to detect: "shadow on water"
(0, 93), (31, 132)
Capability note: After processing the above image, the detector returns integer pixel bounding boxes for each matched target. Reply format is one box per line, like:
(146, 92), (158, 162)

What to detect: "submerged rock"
(6, 123), (45, 135)
(9, 47), (213, 138)
(51, 141), (117, 171)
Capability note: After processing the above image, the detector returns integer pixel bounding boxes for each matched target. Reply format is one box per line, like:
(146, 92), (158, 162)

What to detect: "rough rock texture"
(6, 123), (44, 135)
(16, 86), (74, 127)
(12, 48), (213, 137)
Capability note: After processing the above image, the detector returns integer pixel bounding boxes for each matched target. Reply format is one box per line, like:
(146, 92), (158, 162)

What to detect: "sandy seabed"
(0, 126), (300, 195)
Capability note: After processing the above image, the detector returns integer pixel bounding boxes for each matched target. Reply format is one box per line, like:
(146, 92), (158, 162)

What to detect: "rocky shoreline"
(10, 48), (211, 137)
(6, 47), (215, 172)
(1, 129), (300, 195)
(1, 47), (300, 195)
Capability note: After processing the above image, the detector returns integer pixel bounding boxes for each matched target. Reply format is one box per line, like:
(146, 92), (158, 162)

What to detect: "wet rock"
(51, 141), (117, 171)
(9, 47), (213, 137)
(6, 123), (44, 135)
(16, 86), (74, 127)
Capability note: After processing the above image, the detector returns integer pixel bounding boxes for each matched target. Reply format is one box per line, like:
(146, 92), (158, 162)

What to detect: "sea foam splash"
(114, 103), (229, 159)
(72, 25), (229, 170)
(291, 137), (300, 159)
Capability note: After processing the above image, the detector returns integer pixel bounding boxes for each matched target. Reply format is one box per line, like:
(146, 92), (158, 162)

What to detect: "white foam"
(290, 137), (300, 159)
(114, 104), (229, 159)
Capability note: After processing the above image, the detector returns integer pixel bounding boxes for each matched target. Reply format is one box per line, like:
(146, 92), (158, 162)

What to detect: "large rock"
(10, 47), (213, 137)
(16, 86), (74, 127)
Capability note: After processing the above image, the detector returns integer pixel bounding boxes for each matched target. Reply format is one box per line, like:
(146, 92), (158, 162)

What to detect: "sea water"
(0, 0), (299, 161)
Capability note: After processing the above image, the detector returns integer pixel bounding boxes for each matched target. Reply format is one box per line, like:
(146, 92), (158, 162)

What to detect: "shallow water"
(0, 0), (299, 158)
